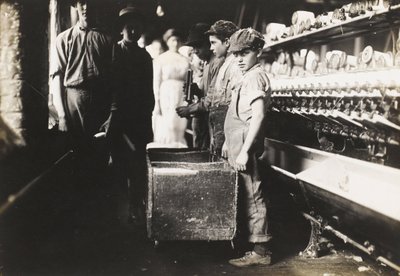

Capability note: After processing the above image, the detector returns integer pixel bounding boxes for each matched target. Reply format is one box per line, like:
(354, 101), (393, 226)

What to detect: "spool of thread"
(271, 61), (281, 76)
(305, 50), (318, 72)
(374, 51), (393, 67)
(298, 21), (306, 34)
(346, 55), (358, 67)
(284, 52), (293, 67)
(311, 59), (319, 72)
(348, 2), (360, 17)
(281, 26), (291, 39)
(370, 0), (388, 10)
(361, 45), (374, 64)
(396, 36), (400, 52)
(293, 51), (305, 67)
(358, 1), (368, 14)
(265, 23), (286, 41)
(331, 8), (346, 23)
(305, 17), (316, 30)
(289, 24), (300, 36)
(342, 3), (352, 13)
(292, 10), (315, 25)
(291, 66), (300, 77)
(331, 50), (347, 68)
(277, 52), (286, 64)
(329, 53), (341, 70)
(394, 51), (400, 66)
(278, 63), (289, 75)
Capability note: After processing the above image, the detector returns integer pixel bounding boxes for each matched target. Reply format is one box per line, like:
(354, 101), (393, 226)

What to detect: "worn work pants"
(209, 105), (229, 157)
(110, 131), (147, 222)
(65, 84), (110, 172)
(192, 113), (209, 150)
(224, 108), (272, 243)
(237, 155), (272, 243)
(64, 85), (111, 225)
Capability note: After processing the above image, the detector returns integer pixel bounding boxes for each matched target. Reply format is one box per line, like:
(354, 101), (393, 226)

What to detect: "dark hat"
(69, 0), (78, 6)
(229, 28), (265, 53)
(184, 23), (210, 46)
(118, 6), (145, 25)
(205, 20), (238, 40)
(163, 28), (181, 43)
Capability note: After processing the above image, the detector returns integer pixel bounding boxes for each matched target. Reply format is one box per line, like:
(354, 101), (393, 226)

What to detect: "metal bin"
(146, 148), (237, 241)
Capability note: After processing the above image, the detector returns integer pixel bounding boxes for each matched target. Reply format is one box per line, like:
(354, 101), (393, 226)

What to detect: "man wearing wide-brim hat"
(110, 6), (154, 225)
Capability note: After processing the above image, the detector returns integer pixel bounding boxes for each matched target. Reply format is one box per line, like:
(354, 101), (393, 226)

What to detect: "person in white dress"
(150, 29), (190, 148)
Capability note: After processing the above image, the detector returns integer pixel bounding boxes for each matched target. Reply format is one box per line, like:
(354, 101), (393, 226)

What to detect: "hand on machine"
(176, 69), (201, 118)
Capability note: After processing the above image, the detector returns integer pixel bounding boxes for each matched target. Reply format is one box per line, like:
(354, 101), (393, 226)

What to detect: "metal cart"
(146, 148), (237, 242)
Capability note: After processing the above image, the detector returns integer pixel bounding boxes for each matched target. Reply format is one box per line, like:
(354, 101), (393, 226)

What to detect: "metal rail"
(302, 212), (400, 272)
(0, 150), (73, 218)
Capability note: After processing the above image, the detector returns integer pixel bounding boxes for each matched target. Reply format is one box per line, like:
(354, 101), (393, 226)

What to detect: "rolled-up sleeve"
(50, 33), (68, 78)
(243, 72), (269, 105)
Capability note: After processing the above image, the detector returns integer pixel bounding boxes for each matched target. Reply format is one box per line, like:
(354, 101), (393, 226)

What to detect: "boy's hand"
(176, 106), (190, 118)
(58, 117), (68, 132)
(235, 151), (248, 171)
(221, 142), (228, 159)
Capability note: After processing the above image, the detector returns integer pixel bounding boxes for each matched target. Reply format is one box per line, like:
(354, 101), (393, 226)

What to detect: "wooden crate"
(147, 148), (237, 241)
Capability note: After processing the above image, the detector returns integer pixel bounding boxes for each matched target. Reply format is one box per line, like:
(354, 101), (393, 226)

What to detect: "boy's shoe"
(229, 251), (272, 267)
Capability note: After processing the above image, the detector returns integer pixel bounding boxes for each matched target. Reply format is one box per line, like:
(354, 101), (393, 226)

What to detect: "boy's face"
(209, 35), (229, 58)
(122, 18), (143, 43)
(234, 49), (259, 72)
(193, 41), (211, 61)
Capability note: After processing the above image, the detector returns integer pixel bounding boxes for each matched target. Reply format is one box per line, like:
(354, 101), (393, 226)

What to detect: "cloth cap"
(163, 28), (181, 43)
(205, 20), (238, 40)
(229, 28), (265, 53)
(184, 23), (210, 46)
(70, 0), (79, 6)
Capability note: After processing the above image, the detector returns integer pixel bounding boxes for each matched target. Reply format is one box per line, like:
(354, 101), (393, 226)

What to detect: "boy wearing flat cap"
(176, 20), (241, 158)
(110, 6), (154, 223)
(222, 28), (273, 267)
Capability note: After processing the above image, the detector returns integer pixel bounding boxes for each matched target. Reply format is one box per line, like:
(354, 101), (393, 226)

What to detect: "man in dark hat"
(110, 6), (154, 224)
(176, 23), (224, 150)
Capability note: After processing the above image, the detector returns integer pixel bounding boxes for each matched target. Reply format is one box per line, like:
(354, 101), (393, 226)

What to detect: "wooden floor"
(0, 165), (397, 276)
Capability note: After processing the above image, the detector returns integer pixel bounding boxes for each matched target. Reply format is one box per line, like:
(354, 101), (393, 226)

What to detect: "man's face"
(209, 35), (229, 58)
(75, 0), (92, 26)
(192, 41), (211, 61)
(234, 49), (259, 72)
(122, 18), (143, 43)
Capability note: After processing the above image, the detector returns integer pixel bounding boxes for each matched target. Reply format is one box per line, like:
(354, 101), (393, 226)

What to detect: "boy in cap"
(222, 28), (272, 267)
(110, 6), (154, 223)
(50, 0), (113, 174)
(176, 22), (223, 149)
(176, 20), (240, 157)
(205, 20), (241, 157)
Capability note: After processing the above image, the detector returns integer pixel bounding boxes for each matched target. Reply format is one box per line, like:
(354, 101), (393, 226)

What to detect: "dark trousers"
(192, 113), (210, 150)
(209, 105), (229, 157)
(65, 85), (112, 225)
(110, 133), (147, 221)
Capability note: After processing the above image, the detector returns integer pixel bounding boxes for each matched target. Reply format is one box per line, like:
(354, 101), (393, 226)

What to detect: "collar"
(76, 22), (98, 32)
(119, 39), (140, 49)
(243, 63), (261, 76)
